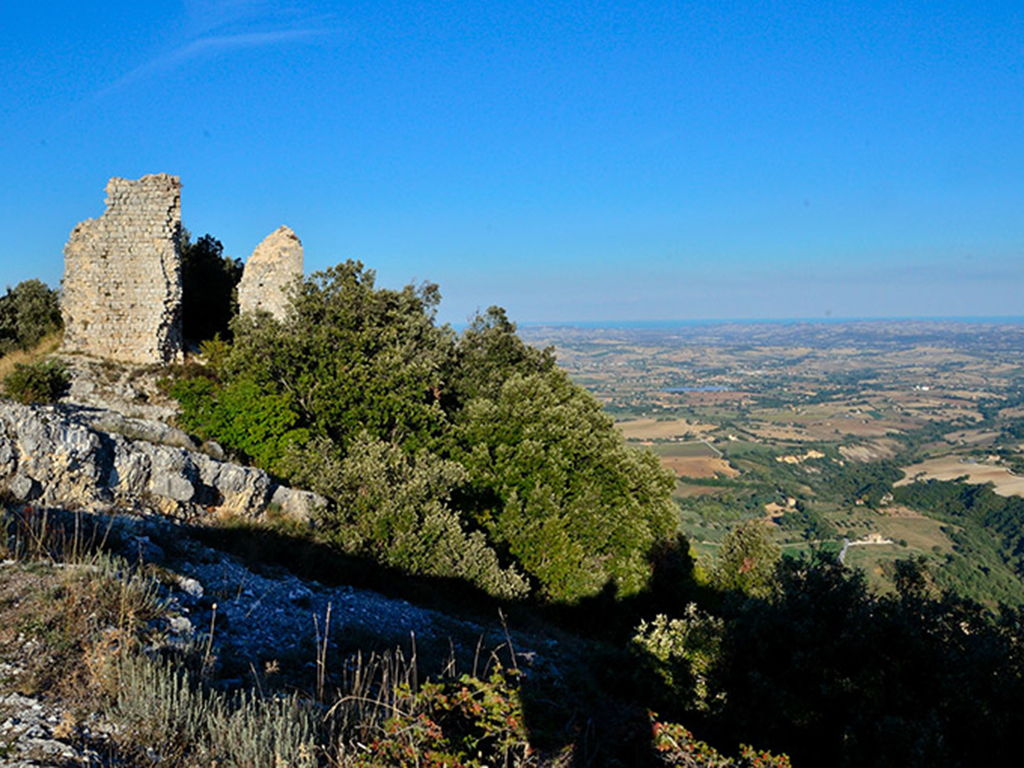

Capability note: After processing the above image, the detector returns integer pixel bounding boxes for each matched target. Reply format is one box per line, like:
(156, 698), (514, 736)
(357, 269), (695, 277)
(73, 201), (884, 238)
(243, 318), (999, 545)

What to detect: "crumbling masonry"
(237, 225), (304, 321)
(61, 174), (304, 364)
(62, 174), (184, 364)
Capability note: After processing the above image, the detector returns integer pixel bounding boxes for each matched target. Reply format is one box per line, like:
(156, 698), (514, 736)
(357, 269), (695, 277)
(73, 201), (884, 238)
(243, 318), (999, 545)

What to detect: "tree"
(0, 279), (62, 354)
(713, 522), (781, 598)
(710, 552), (1024, 766)
(180, 231), (243, 343)
(450, 306), (555, 404)
(171, 260), (679, 602)
(226, 260), (456, 456)
(286, 433), (528, 599)
(455, 369), (678, 602)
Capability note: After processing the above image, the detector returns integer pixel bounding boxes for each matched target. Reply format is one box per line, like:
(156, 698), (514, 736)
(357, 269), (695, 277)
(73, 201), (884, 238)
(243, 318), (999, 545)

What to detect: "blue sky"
(2, 0), (1022, 324)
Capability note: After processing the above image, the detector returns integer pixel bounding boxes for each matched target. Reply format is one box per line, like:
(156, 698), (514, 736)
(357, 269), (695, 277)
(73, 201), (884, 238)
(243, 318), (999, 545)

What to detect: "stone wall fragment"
(61, 174), (183, 364)
(237, 225), (303, 321)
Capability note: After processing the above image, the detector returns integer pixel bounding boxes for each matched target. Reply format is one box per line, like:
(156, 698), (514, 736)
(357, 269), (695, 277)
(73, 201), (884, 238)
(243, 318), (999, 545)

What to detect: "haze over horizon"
(2, 1), (1022, 326)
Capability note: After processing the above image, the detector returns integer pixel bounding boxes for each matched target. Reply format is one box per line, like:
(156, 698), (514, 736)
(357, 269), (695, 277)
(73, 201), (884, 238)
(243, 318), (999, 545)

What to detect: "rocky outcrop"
(60, 354), (182, 423)
(61, 174), (183, 365)
(0, 402), (322, 521)
(237, 225), (303, 321)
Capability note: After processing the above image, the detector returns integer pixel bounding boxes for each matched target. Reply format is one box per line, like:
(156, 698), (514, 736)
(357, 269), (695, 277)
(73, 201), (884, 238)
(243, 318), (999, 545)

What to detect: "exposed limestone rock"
(237, 225), (303, 320)
(61, 174), (183, 365)
(60, 354), (181, 423)
(0, 402), (323, 521)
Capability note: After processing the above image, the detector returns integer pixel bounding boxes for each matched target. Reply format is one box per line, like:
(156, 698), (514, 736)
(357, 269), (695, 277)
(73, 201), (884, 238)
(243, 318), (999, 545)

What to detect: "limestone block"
(0, 402), (314, 520)
(269, 484), (323, 522)
(238, 225), (303, 321)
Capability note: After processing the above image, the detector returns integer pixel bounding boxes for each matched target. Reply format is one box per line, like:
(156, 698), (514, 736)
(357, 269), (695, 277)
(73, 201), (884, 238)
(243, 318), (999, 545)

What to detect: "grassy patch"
(0, 332), (61, 383)
(651, 442), (721, 458)
(874, 510), (955, 553)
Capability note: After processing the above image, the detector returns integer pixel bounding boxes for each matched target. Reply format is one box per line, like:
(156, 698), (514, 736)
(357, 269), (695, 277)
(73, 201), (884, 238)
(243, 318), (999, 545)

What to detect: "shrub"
(289, 434), (529, 599)
(456, 370), (678, 602)
(3, 359), (71, 403)
(712, 522), (781, 598)
(114, 655), (319, 766)
(350, 666), (532, 767)
(632, 605), (725, 713)
(650, 714), (791, 767)
(171, 375), (309, 471)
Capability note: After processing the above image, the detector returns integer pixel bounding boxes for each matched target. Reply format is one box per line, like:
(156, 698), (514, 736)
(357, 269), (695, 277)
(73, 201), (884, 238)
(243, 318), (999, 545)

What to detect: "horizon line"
(511, 315), (1024, 329)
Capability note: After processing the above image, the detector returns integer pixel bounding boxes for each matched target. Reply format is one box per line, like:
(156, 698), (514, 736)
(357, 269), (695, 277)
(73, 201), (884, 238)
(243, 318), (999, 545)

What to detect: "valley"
(521, 319), (1024, 600)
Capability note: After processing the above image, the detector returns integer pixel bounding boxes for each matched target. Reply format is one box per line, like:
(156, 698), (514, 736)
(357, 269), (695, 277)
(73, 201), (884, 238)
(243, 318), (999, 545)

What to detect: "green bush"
(3, 359), (70, 403)
(712, 522), (781, 598)
(455, 370), (678, 602)
(649, 714), (791, 767)
(171, 375), (309, 471)
(632, 605), (725, 713)
(0, 279), (62, 355)
(226, 260), (454, 455)
(288, 434), (529, 599)
(351, 667), (531, 768)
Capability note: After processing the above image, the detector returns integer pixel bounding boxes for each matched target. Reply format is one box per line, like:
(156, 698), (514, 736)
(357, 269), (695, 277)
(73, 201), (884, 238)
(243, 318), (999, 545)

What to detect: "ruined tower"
(62, 174), (183, 364)
(237, 225), (304, 321)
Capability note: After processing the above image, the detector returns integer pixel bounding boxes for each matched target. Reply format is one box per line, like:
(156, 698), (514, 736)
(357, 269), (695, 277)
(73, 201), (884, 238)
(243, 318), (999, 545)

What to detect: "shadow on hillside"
(2, 499), (733, 764)
(16, 501), (1020, 765)
(180, 519), (720, 763)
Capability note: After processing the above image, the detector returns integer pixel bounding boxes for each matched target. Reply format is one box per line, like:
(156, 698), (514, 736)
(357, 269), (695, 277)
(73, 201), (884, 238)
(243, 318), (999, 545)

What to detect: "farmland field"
(896, 457), (1024, 497)
(616, 417), (717, 441)
(521, 319), (1024, 600)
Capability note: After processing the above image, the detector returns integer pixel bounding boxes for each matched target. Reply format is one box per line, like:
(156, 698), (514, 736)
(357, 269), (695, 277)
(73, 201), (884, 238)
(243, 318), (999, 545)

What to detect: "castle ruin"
(237, 225), (304, 320)
(62, 174), (183, 364)
(61, 174), (304, 365)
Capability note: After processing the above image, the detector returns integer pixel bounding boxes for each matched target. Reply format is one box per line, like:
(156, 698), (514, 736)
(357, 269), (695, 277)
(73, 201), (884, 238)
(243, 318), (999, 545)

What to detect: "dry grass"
(941, 428), (1002, 446)
(674, 482), (725, 498)
(0, 507), (165, 703)
(873, 508), (956, 554)
(662, 456), (739, 479)
(0, 332), (62, 381)
(839, 441), (899, 462)
(897, 457), (1024, 497)
(1, 505), (535, 766)
(617, 417), (717, 441)
(746, 423), (815, 442)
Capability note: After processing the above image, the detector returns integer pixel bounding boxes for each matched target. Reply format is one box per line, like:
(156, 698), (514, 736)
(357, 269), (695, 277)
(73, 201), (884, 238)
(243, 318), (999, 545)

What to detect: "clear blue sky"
(2, 0), (1022, 324)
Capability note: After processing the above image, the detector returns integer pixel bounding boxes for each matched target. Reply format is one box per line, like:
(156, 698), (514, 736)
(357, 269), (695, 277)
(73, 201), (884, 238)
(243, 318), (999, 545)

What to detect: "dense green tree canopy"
(712, 521), (782, 598)
(226, 261), (454, 452)
(171, 259), (679, 602)
(455, 369), (678, 601)
(449, 305), (556, 404)
(180, 231), (243, 343)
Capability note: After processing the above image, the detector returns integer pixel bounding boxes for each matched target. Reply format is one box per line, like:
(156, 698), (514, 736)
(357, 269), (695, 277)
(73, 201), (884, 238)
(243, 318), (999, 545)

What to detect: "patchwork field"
(521, 319), (1024, 598)
(873, 507), (957, 552)
(897, 457), (1024, 497)
(661, 456), (739, 479)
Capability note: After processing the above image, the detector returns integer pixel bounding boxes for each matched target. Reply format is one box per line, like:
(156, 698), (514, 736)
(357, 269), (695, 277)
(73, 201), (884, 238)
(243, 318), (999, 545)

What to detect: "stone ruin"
(61, 174), (304, 364)
(237, 225), (304, 320)
(62, 174), (184, 365)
